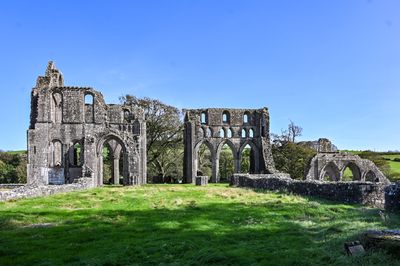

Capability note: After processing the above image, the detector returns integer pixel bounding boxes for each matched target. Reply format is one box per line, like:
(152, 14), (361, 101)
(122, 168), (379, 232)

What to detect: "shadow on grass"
(0, 188), (398, 266)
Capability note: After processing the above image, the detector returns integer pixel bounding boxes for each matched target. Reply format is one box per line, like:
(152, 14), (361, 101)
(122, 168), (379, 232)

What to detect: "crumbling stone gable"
(183, 108), (276, 183)
(27, 62), (147, 187)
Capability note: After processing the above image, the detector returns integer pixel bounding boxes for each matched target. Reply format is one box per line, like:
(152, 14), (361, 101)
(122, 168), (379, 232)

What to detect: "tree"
(120, 95), (184, 180)
(271, 121), (315, 179)
(0, 152), (27, 183)
(288, 120), (303, 143)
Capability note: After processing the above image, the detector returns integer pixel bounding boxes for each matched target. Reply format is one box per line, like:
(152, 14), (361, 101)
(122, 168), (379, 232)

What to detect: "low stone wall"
(0, 184), (25, 189)
(0, 178), (95, 201)
(231, 174), (387, 208)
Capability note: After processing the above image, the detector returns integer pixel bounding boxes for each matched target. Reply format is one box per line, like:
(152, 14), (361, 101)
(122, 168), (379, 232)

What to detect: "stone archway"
(341, 162), (361, 181)
(194, 140), (215, 182)
(216, 139), (238, 183)
(305, 152), (389, 184)
(97, 134), (128, 186)
(320, 162), (340, 181)
(239, 140), (260, 174)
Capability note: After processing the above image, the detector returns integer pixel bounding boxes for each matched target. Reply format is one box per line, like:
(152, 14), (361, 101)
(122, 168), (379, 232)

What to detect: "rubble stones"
(0, 178), (94, 201)
(361, 230), (400, 256)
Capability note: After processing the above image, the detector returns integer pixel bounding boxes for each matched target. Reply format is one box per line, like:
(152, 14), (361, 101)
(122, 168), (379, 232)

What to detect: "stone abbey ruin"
(1, 61), (399, 210)
(28, 62), (147, 187)
(183, 108), (276, 184)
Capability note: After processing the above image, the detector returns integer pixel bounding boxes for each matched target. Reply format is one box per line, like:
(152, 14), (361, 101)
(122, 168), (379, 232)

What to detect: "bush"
(272, 142), (316, 179)
(0, 152), (27, 183)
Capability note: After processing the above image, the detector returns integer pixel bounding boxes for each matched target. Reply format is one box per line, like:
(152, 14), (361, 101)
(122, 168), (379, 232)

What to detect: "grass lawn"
(0, 184), (399, 265)
(382, 155), (400, 179)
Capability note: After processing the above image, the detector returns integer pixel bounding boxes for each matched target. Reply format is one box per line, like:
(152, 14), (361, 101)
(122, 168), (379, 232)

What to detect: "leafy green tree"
(272, 122), (316, 179)
(0, 152), (27, 183)
(218, 146), (234, 181)
(120, 95), (184, 181)
(240, 147), (251, 173)
(197, 144), (212, 178)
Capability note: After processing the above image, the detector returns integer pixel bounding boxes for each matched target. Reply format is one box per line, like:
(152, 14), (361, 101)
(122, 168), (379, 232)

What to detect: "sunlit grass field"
(0, 184), (399, 265)
(382, 155), (400, 179)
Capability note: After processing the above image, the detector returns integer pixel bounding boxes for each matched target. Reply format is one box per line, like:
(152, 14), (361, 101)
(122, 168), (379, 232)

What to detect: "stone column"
(234, 157), (240, 174)
(98, 156), (103, 186)
(212, 156), (219, 183)
(113, 156), (120, 185)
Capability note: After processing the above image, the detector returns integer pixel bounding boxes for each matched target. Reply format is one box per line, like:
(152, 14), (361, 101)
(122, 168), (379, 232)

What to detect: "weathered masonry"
(305, 152), (389, 183)
(183, 108), (276, 183)
(27, 62), (147, 186)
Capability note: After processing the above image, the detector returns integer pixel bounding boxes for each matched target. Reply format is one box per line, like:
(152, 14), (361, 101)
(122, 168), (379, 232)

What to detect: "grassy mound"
(0, 184), (399, 265)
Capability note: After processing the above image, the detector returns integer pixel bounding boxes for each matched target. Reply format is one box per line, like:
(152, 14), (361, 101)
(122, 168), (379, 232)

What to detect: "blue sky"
(0, 0), (399, 151)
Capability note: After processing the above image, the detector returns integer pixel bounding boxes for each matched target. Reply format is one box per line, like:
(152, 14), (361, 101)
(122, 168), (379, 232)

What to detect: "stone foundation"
(0, 178), (94, 201)
(231, 174), (387, 208)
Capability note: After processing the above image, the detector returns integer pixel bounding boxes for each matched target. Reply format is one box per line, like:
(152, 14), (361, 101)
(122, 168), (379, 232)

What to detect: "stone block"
(196, 176), (208, 186)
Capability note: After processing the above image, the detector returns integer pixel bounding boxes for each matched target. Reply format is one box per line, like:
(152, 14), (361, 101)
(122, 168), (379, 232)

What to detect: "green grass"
(381, 154), (400, 180)
(0, 184), (399, 265)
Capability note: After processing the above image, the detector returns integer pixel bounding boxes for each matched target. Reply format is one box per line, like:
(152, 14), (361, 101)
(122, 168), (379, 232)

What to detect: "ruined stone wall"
(27, 62), (147, 187)
(305, 152), (389, 183)
(384, 183), (400, 211)
(231, 174), (387, 208)
(298, 138), (338, 152)
(183, 107), (276, 183)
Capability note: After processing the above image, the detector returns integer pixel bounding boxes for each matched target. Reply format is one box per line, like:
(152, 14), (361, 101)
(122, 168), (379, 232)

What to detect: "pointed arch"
(84, 93), (94, 123)
(341, 162), (361, 181)
(320, 162), (340, 181)
(227, 128), (233, 138)
(249, 128), (254, 138)
(217, 139), (237, 160)
(219, 128), (226, 138)
(194, 140), (215, 158)
(50, 139), (63, 167)
(222, 110), (230, 123)
(51, 92), (63, 123)
(239, 139), (258, 155)
(69, 140), (83, 166)
(243, 112), (250, 124)
(241, 128), (247, 138)
(239, 140), (260, 174)
(97, 134), (129, 186)
(217, 139), (237, 182)
(364, 170), (378, 182)
(194, 140), (215, 180)
(200, 112), (207, 124)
